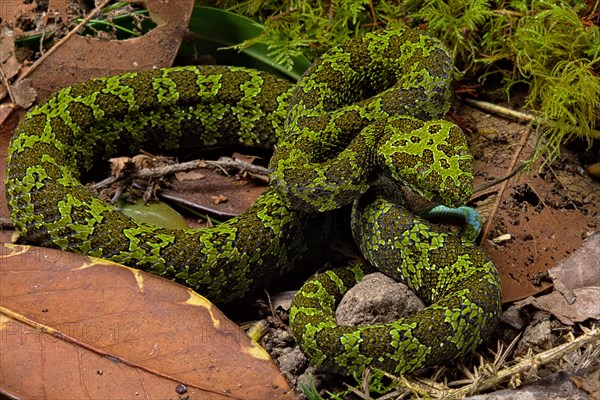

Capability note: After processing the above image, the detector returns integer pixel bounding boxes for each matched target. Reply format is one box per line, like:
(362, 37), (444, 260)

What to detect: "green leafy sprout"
(214, 0), (600, 164)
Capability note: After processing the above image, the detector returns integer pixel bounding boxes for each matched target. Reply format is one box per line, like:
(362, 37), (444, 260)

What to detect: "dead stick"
(479, 124), (533, 244)
(17, 0), (112, 82)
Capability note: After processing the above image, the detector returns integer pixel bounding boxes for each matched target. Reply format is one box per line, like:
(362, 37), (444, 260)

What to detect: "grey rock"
(336, 272), (425, 326)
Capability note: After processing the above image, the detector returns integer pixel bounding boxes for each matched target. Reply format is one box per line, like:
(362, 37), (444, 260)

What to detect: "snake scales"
(5, 29), (502, 376)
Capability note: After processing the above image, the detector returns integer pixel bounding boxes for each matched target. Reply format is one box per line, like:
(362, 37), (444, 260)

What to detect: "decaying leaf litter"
(0, 1), (599, 399)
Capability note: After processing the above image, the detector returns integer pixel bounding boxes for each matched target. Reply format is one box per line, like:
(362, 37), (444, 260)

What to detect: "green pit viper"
(5, 28), (502, 376)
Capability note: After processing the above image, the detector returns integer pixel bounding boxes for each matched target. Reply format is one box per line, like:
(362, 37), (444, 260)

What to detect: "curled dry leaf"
(232, 152), (262, 165)
(510, 232), (600, 325)
(109, 156), (136, 177)
(132, 153), (158, 170)
(0, 33), (20, 81)
(211, 194), (229, 205)
(11, 78), (36, 108)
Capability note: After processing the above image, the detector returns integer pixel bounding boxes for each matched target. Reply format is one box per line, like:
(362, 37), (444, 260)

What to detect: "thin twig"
(479, 124), (533, 244)
(446, 326), (600, 398)
(472, 161), (528, 194)
(17, 0), (112, 83)
(394, 327), (599, 399)
(0, 66), (15, 104)
(464, 98), (600, 139)
(91, 157), (269, 191)
(464, 98), (536, 123)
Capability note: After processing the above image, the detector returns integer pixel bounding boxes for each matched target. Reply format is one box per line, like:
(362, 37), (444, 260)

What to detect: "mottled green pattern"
(290, 180), (501, 375)
(6, 65), (330, 304)
(5, 29), (501, 376)
(269, 30), (470, 212)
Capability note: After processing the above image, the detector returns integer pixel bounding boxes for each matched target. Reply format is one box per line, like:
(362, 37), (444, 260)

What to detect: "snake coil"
(6, 28), (501, 376)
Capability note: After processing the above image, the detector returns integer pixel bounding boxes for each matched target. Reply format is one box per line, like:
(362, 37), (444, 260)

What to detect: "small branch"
(0, 65), (15, 104)
(464, 98), (535, 123)
(446, 326), (600, 398)
(472, 161), (529, 194)
(464, 98), (600, 139)
(91, 157), (268, 191)
(479, 124), (533, 244)
(393, 327), (599, 399)
(17, 0), (113, 83)
(205, 157), (269, 177)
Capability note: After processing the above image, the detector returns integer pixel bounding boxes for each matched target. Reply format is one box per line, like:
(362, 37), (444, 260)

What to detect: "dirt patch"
(1, 2), (599, 397)
(461, 102), (600, 302)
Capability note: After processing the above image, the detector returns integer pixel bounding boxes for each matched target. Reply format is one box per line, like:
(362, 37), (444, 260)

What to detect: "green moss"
(216, 0), (600, 163)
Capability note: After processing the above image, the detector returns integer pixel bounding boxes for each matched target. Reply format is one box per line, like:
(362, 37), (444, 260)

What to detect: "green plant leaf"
(114, 194), (189, 230)
(184, 6), (311, 81)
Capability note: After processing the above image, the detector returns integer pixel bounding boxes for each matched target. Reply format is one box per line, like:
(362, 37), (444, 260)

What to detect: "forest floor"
(1, 1), (599, 398)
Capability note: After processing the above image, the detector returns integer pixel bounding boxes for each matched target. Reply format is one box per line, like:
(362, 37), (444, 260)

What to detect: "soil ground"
(1, 1), (599, 397)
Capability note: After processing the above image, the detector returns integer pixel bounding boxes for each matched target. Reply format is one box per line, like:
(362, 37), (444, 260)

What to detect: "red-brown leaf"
(0, 243), (293, 399)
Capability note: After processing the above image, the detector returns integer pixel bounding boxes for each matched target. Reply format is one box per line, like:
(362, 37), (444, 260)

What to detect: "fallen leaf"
(0, 32), (37, 108)
(132, 154), (158, 170)
(549, 231), (600, 291)
(232, 152), (262, 165)
(185, 6), (311, 81)
(160, 168), (265, 218)
(24, 0), (195, 101)
(11, 78), (36, 108)
(571, 366), (600, 399)
(510, 232), (600, 325)
(0, 33), (20, 80)
(0, 243), (294, 399)
(109, 156), (135, 177)
(211, 194), (229, 205)
(114, 194), (189, 230)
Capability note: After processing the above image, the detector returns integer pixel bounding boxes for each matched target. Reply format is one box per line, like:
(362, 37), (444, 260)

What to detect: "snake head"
(377, 117), (474, 207)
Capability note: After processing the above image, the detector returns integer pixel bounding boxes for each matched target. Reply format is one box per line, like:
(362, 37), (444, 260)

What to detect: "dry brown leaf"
(0, 1), (37, 28)
(511, 232), (600, 325)
(571, 367), (600, 399)
(48, 0), (70, 24)
(211, 194), (229, 205)
(160, 168), (265, 219)
(24, 0), (195, 101)
(11, 78), (36, 108)
(109, 156), (135, 177)
(0, 34), (20, 80)
(0, 32), (35, 107)
(132, 154), (158, 170)
(232, 152), (262, 165)
(549, 231), (600, 292)
(0, 243), (294, 399)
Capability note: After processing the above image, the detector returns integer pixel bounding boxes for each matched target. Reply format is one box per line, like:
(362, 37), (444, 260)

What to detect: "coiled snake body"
(5, 29), (502, 375)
